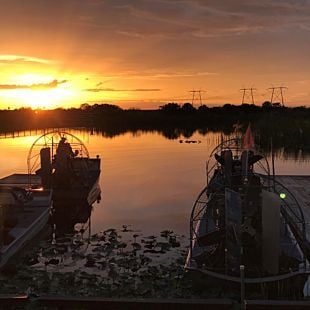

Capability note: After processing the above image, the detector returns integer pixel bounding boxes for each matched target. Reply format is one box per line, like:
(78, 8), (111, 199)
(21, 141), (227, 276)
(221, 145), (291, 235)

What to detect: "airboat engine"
(39, 147), (52, 188)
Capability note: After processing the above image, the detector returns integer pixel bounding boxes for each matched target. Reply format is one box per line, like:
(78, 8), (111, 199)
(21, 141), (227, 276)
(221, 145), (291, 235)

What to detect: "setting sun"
(3, 89), (74, 109)
(3, 88), (74, 109)
(0, 73), (79, 109)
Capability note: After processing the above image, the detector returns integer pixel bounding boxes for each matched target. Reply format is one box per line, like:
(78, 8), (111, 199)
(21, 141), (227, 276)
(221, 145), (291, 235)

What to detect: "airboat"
(0, 130), (101, 267)
(186, 127), (310, 296)
(27, 130), (101, 232)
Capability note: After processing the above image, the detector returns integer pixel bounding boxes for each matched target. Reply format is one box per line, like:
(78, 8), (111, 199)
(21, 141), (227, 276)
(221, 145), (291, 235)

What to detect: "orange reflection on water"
(1, 129), (310, 236)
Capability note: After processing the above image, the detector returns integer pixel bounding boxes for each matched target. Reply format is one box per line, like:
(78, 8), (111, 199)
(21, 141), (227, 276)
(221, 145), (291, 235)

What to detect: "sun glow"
(4, 88), (73, 109)
(0, 74), (77, 109)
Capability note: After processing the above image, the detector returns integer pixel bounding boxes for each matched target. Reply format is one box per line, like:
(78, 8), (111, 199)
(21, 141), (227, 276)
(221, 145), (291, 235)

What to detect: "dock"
(276, 175), (310, 259)
(276, 176), (310, 220)
(1, 295), (310, 309)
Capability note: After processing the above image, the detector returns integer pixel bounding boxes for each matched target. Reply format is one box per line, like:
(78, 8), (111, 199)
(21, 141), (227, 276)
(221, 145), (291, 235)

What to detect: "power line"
(240, 88), (256, 105)
(268, 86), (287, 107)
(188, 89), (206, 107)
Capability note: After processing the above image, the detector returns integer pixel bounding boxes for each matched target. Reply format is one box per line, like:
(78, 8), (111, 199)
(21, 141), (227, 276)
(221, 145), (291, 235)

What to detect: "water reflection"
(0, 127), (310, 238)
(89, 126), (310, 160)
(51, 202), (93, 235)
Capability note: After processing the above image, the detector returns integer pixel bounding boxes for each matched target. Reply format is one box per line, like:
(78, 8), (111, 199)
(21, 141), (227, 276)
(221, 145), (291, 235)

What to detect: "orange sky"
(0, 0), (310, 109)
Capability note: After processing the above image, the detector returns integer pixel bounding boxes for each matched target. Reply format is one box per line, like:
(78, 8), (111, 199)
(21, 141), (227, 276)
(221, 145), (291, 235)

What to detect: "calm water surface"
(1, 129), (310, 237)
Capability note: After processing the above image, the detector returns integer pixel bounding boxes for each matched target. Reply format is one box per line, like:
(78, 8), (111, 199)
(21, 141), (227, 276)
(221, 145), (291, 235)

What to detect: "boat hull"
(0, 189), (52, 269)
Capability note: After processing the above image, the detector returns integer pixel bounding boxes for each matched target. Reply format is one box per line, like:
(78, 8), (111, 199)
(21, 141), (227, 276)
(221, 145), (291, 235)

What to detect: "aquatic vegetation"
(0, 226), (193, 298)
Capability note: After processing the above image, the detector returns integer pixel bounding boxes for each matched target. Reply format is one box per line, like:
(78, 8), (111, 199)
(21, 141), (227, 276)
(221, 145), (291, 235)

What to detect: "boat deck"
(0, 173), (42, 188)
(7, 205), (49, 239)
(0, 173), (52, 265)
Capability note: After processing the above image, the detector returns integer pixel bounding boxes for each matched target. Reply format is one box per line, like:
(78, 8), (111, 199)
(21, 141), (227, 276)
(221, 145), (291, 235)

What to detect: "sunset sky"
(1, 0), (310, 109)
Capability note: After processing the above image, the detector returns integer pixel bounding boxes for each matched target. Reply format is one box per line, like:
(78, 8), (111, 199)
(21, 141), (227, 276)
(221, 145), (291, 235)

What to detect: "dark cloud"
(2, 1), (310, 42)
(85, 87), (161, 92)
(0, 79), (67, 90)
(90, 0), (310, 38)
(2, 0), (309, 71)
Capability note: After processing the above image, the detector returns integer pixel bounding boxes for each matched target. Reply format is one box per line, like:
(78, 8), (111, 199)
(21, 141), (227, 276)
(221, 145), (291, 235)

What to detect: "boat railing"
(27, 130), (90, 185)
(259, 174), (305, 229)
(189, 172), (308, 268)
(189, 185), (209, 262)
(259, 173), (308, 265)
(206, 138), (270, 184)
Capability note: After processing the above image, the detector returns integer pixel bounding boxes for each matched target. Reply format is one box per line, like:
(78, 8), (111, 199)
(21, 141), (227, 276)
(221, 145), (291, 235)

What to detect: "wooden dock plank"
(36, 296), (234, 310)
(245, 299), (310, 309)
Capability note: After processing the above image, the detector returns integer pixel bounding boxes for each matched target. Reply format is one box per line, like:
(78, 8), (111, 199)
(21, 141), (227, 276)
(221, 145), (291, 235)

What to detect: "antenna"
(240, 88), (256, 105)
(268, 86), (287, 107)
(189, 89), (206, 107)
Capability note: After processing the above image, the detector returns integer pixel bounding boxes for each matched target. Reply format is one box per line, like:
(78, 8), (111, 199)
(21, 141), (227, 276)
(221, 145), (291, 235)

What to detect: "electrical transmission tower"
(268, 86), (287, 107)
(189, 89), (206, 107)
(240, 88), (256, 105)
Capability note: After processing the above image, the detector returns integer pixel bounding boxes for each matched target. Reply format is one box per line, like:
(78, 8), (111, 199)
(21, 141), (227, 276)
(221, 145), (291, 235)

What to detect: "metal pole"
(280, 88), (284, 107)
(251, 88), (255, 105)
(240, 264), (245, 309)
(0, 205), (3, 247)
(271, 138), (276, 191)
(191, 90), (195, 106)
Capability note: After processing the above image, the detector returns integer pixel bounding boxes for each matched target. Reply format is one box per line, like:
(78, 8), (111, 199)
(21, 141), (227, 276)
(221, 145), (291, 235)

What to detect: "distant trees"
(80, 103), (122, 112)
(262, 101), (283, 108)
(198, 104), (209, 112)
(159, 102), (181, 113)
(262, 101), (272, 108)
(181, 102), (196, 113)
(80, 103), (91, 110)
(1, 102), (310, 146)
(160, 102), (200, 113)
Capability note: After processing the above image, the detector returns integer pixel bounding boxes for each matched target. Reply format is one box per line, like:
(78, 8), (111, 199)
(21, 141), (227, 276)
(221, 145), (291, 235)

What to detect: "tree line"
(0, 103), (310, 152)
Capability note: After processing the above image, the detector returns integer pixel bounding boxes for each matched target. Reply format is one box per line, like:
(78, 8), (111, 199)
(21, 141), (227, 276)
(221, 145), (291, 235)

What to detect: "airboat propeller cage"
(27, 130), (90, 188)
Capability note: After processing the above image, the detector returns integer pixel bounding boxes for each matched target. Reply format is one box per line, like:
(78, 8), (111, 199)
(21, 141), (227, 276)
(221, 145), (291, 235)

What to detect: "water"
(1, 128), (310, 237)
(2, 128), (310, 299)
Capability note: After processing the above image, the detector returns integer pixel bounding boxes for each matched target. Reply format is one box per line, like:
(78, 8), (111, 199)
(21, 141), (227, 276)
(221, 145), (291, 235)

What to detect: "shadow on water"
(50, 201), (94, 235)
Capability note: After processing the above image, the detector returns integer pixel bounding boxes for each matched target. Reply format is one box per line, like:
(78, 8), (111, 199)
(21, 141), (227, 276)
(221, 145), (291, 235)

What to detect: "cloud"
(2, 1), (310, 46)
(85, 87), (161, 92)
(1, 1), (309, 85)
(99, 70), (218, 80)
(0, 79), (67, 90)
(95, 0), (310, 39)
(146, 71), (219, 79)
(0, 55), (53, 65)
